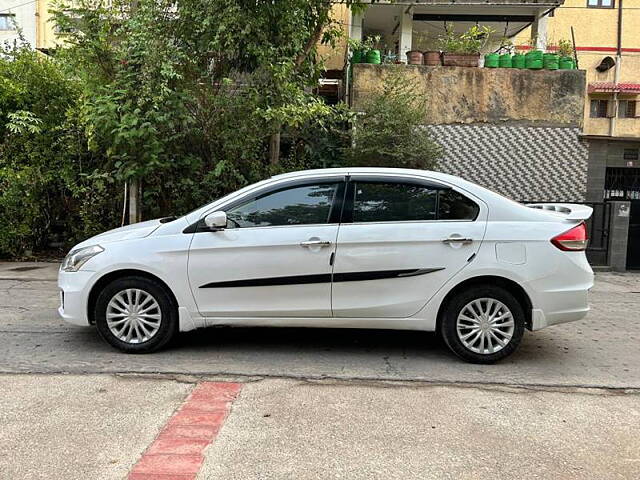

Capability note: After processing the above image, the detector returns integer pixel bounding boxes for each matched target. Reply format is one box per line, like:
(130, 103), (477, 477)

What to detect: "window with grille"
(605, 167), (640, 200)
(619, 100), (638, 119)
(590, 99), (609, 118)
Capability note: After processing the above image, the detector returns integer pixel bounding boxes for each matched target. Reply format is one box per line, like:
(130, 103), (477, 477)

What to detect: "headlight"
(61, 245), (104, 272)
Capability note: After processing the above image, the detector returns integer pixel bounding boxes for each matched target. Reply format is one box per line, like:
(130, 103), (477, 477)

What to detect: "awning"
(588, 82), (640, 94)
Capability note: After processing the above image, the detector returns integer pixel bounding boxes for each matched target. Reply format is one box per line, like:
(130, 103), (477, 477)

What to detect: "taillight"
(551, 222), (588, 251)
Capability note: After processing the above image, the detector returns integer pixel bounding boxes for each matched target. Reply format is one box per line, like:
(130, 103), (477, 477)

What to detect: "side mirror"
(203, 211), (227, 231)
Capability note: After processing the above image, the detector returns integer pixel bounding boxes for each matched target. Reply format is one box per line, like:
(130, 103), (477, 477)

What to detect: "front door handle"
(300, 240), (332, 248)
(442, 237), (474, 245)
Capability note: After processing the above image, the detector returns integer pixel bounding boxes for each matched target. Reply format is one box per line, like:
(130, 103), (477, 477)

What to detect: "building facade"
(0, 0), (37, 47)
(0, 0), (62, 51)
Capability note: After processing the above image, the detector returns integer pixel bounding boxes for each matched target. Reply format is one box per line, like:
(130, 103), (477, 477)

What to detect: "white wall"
(0, 0), (37, 48)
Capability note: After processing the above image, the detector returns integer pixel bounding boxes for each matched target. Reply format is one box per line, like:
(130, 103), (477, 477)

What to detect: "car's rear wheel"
(94, 276), (177, 353)
(441, 285), (525, 364)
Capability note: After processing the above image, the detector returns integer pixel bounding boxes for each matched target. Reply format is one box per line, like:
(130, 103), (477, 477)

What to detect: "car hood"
(74, 219), (163, 249)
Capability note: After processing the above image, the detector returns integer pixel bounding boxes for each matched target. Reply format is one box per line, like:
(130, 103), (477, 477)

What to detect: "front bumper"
(58, 270), (95, 326)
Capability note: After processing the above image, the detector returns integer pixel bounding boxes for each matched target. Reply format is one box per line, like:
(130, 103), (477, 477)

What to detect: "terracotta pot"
(423, 51), (441, 66)
(406, 50), (424, 65)
(442, 53), (480, 67)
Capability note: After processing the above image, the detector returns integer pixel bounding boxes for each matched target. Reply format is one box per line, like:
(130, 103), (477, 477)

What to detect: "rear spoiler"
(525, 203), (593, 221)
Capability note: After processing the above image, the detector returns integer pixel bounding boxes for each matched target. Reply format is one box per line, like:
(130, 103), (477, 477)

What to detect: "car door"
(331, 175), (487, 318)
(188, 177), (345, 318)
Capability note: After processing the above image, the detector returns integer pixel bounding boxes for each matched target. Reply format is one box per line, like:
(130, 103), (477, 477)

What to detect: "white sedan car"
(58, 168), (593, 363)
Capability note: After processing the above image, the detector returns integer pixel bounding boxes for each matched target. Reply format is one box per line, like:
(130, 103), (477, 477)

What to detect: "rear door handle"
(442, 237), (474, 245)
(300, 240), (332, 248)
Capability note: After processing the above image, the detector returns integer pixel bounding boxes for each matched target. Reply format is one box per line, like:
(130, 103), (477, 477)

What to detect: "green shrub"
(347, 68), (442, 170)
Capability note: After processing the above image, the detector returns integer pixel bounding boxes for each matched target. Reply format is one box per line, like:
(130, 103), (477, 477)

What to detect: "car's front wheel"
(441, 285), (525, 364)
(94, 276), (178, 353)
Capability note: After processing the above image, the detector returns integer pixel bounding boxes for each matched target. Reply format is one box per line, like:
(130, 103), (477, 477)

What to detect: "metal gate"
(583, 202), (611, 266)
(628, 200), (640, 270)
(604, 167), (640, 269)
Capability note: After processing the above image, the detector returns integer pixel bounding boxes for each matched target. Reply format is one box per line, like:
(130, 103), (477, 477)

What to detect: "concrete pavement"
(0, 374), (191, 480)
(198, 379), (640, 480)
(1, 374), (638, 480)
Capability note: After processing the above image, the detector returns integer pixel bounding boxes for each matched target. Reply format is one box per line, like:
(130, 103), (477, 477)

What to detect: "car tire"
(94, 276), (178, 353)
(441, 285), (525, 364)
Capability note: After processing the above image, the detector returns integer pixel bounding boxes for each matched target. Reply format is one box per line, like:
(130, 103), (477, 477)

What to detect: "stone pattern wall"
(352, 64), (587, 128)
(428, 124), (589, 202)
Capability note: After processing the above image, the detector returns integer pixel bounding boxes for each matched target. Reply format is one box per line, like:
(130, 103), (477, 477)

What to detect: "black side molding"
(199, 267), (445, 288)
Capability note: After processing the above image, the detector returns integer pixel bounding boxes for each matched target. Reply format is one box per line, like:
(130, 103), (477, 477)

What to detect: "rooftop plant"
(438, 24), (495, 55)
(558, 39), (575, 57)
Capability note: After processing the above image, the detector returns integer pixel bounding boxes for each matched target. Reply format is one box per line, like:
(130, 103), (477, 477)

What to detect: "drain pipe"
(610, 0), (623, 137)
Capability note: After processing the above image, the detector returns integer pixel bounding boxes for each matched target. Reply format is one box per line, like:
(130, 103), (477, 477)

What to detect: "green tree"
(51, 0), (371, 219)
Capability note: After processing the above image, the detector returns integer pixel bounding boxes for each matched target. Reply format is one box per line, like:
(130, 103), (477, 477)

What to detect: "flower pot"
(406, 50), (424, 65)
(365, 49), (381, 64)
(351, 49), (364, 64)
(423, 51), (441, 66)
(559, 56), (576, 70)
(543, 53), (560, 70)
(512, 54), (526, 69)
(484, 53), (499, 68)
(442, 53), (480, 67)
(525, 50), (543, 70)
(498, 54), (512, 68)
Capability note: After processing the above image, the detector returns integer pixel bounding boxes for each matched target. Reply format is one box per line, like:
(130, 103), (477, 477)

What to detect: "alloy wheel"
(106, 288), (162, 344)
(456, 298), (515, 354)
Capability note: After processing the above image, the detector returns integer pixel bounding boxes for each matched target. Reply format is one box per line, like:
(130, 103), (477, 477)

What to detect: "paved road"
(1, 262), (639, 389)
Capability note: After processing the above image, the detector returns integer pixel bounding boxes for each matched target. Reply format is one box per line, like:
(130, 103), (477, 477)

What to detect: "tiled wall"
(428, 124), (589, 203)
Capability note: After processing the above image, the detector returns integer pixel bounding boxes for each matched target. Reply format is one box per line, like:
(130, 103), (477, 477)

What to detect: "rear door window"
(348, 180), (479, 223)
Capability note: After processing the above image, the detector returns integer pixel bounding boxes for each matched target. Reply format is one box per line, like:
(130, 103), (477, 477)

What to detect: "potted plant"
(363, 35), (382, 64)
(415, 30), (441, 66)
(406, 31), (424, 65)
(348, 37), (366, 64)
(543, 40), (560, 70)
(498, 37), (514, 68)
(485, 37), (513, 68)
(405, 30), (440, 66)
(525, 36), (543, 69)
(558, 39), (576, 69)
(512, 44), (527, 69)
(423, 50), (441, 66)
(438, 24), (494, 67)
(406, 49), (423, 65)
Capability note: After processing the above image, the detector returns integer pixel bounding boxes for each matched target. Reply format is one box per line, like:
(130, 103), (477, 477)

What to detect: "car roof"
(271, 167), (452, 181)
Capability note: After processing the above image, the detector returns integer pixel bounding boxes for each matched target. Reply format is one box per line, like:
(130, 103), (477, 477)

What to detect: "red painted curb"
(128, 382), (242, 480)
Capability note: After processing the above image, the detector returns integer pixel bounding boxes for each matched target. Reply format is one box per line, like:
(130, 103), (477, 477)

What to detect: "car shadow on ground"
(175, 326), (447, 353)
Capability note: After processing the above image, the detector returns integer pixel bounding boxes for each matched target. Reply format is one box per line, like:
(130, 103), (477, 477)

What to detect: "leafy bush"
(0, 44), (120, 258)
(348, 68), (442, 170)
(438, 25), (495, 55)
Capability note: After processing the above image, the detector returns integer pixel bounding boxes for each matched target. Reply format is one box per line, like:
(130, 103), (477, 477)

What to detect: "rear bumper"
(527, 254), (593, 331)
(530, 303), (590, 331)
